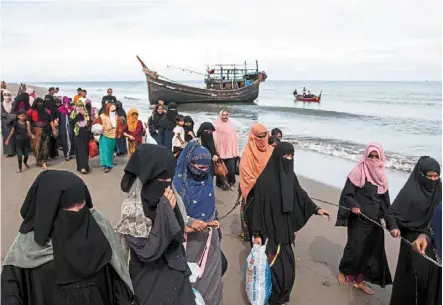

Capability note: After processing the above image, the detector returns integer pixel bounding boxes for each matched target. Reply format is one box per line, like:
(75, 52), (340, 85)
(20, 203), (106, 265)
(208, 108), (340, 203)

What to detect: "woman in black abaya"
(115, 144), (196, 305)
(247, 142), (330, 305)
(389, 156), (442, 305)
(115, 101), (128, 156)
(336, 143), (398, 294)
(196, 122), (219, 179)
(158, 102), (178, 149)
(1, 170), (135, 305)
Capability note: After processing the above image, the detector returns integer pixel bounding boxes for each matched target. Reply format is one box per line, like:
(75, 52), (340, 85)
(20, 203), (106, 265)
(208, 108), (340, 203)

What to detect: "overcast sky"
(1, 0), (441, 82)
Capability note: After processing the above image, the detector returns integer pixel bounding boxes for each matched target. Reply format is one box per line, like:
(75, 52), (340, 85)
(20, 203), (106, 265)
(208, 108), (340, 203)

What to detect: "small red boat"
(293, 91), (322, 103)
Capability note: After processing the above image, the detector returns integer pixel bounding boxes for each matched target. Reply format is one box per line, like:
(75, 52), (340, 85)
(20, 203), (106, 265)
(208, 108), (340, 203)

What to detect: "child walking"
(172, 115), (185, 158)
(5, 110), (31, 173)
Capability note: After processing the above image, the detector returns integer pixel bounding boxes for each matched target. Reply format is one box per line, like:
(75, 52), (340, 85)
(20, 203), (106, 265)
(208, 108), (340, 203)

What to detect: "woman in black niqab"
(120, 143), (179, 222)
(247, 142), (330, 305)
(389, 156), (442, 305)
(116, 144), (195, 305)
(197, 122), (217, 157)
(2, 170), (135, 305)
(158, 102), (178, 149)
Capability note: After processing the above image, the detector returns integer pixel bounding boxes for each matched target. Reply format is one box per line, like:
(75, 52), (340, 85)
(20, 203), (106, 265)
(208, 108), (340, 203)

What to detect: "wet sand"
(1, 152), (401, 305)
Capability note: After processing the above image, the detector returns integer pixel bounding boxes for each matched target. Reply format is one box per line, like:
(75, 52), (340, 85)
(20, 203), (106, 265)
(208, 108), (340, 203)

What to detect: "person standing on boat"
(147, 104), (166, 143)
(336, 143), (397, 295)
(158, 102), (179, 149)
(303, 87), (306, 96)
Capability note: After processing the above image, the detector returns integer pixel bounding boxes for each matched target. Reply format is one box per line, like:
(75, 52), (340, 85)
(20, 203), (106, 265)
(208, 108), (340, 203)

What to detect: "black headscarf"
(14, 93), (30, 113)
(390, 156), (442, 231)
(19, 170), (112, 284)
(115, 100), (126, 118)
(159, 102), (178, 130)
(250, 142), (318, 245)
(32, 97), (51, 122)
(197, 122), (217, 156)
(183, 115), (195, 141)
(271, 128), (283, 138)
(121, 144), (177, 220)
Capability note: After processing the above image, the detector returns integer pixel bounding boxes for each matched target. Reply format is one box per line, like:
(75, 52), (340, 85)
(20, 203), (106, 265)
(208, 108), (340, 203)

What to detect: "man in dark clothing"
(99, 88), (117, 115)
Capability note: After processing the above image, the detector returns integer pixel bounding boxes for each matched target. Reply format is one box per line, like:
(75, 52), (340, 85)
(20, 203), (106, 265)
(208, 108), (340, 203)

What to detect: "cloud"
(1, 0), (441, 81)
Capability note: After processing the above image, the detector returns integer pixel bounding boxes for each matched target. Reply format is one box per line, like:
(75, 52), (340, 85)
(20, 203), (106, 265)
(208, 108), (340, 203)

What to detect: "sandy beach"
(1, 147), (401, 304)
(0, 82), (403, 304)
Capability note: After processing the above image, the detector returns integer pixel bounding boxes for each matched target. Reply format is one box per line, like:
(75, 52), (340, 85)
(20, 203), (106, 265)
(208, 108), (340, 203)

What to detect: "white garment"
(172, 126), (185, 149)
(110, 112), (116, 128)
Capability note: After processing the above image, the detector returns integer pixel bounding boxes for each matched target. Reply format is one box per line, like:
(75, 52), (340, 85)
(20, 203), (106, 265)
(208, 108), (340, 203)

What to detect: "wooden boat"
(293, 91), (322, 103)
(136, 56), (267, 105)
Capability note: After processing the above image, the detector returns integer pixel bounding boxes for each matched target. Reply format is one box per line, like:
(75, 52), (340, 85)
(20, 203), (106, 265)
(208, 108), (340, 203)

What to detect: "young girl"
(123, 108), (145, 156)
(5, 110), (31, 173)
(171, 115), (185, 158)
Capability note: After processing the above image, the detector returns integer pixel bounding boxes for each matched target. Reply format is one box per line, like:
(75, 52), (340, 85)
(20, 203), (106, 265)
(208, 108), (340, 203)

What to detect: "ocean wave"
(283, 135), (418, 172)
(124, 96), (143, 101)
(364, 98), (441, 107)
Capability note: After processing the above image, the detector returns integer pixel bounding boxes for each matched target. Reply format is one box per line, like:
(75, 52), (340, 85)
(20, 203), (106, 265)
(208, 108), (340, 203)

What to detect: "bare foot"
(338, 272), (347, 285)
(354, 282), (375, 295)
(42, 163), (48, 170)
(65, 157), (71, 161)
(24, 164), (30, 169)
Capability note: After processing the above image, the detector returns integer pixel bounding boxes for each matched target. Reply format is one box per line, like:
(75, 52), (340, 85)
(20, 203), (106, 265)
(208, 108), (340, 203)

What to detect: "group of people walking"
(1, 92), (441, 305)
(0, 83), (150, 174)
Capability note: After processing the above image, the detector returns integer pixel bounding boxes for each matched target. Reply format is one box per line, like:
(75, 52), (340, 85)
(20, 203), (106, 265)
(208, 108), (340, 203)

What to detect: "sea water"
(35, 80), (442, 196)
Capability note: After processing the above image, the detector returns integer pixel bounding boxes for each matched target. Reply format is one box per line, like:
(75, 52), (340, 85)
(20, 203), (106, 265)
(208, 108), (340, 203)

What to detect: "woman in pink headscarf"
(213, 109), (239, 190)
(335, 142), (400, 295)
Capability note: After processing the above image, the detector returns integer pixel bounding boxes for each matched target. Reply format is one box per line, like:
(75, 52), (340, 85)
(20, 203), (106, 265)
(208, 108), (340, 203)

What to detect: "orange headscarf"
(126, 108), (139, 132)
(239, 123), (273, 199)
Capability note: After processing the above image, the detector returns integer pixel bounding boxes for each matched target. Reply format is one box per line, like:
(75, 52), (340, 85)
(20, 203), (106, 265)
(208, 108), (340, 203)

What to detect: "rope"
(311, 197), (442, 268)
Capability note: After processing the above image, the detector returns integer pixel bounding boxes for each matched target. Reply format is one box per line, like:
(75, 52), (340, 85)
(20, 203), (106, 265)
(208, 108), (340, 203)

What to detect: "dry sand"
(1, 152), (401, 305)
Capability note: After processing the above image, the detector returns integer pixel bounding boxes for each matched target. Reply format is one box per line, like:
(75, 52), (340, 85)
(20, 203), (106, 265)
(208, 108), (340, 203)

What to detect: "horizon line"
(24, 79), (443, 83)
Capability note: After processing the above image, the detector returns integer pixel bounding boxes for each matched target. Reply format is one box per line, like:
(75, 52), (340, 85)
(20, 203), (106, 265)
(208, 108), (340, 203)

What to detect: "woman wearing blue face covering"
(173, 140), (223, 305)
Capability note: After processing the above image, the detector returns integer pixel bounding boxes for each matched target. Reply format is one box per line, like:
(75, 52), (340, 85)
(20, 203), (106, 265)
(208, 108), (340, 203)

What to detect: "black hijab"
(121, 144), (177, 221)
(197, 122), (217, 156)
(115, 101), (126, 118)
(250, 142), (318, 245)
(390, 156), (442, 231)
(183, 115), (195, 141)
(271, 128), (283, 138)
(159, 102), (178, 130)
(14, 93), (30, 113)
(19, 170), (112, 284)
(32, 97), (51, 122)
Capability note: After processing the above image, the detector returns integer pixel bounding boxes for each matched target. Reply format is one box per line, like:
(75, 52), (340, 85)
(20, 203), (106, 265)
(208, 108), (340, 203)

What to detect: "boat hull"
(146, 74), (260, 105)
(294, 94), (321, 103)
